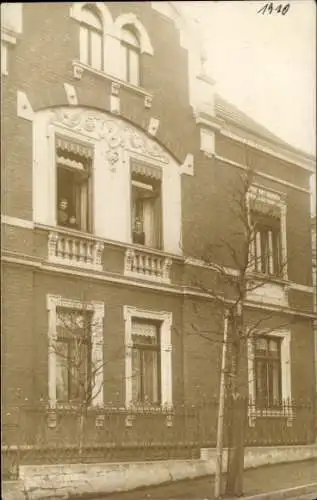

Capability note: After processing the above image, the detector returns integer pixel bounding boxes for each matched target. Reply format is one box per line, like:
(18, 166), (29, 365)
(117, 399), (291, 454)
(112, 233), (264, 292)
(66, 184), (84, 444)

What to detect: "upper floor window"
(121, 26), (141, 86)
(56, 136), (93, 233)
(254, 336), (282, 408)
(80, 5), (103, 71)
(131, 163), (162, 249)
(251, 211), (281, 277)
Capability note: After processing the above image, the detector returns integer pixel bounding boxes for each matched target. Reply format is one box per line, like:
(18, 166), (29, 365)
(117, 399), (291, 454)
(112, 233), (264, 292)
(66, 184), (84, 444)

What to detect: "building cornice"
(2, 252), (315, 319)
(214, 155), (311, 194)
(195, 111), (315, 173)
(220, 127), (315, 173)
(1, 218), (314, 296)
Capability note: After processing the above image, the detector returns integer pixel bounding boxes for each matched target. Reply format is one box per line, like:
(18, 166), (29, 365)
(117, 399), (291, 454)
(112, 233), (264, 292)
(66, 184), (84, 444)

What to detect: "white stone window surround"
(246, 184), (288, 281)
(125, 149), (182, 255)
(247, 329), (292, 426)
(33, 107), (183, 256)
(70, 4), (153, 83)
(1, 29), (18, 77)
(37, 121), (96, 231)
(123, 306), (173, 409)
(46, 294), (105, 409)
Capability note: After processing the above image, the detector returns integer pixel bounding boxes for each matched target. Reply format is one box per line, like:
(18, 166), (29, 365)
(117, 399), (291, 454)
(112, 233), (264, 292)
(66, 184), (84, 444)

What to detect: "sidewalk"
(95, 459), (317, 500)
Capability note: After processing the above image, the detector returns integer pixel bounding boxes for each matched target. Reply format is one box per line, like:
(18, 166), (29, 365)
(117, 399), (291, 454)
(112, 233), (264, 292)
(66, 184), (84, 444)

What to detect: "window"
(121, 26), (140, 86)
(131, 320), (161, 404)
(55, 308), (92, 403)
(254, 336), (282, 408)
(47, 295), (105, 411)
(252, 211), (281, 276)
(247, 329), (291, 425)
(131, 165), (162, 249)
(124, 306), (172, 409)
(56, 136), (93, 232)
(80, 5), (103, 71)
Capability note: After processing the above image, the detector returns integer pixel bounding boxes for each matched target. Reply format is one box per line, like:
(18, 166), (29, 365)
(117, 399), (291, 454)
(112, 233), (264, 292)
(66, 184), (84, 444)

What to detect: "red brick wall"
(2, 265), (35, 407)
(32, 271), (185, 406)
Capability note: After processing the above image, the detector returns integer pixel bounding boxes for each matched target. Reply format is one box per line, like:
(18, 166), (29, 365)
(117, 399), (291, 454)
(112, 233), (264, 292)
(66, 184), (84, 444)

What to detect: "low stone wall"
(200, 444), (317, 469)
(3, 445), (317, 500)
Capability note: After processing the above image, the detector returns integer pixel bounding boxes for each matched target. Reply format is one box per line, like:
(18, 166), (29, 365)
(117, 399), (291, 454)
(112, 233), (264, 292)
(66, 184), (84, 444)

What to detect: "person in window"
(69, 215), (79, 231)
(58, 198), (69, 227)
(58, 199), (78, 229)
(133, 217), (145, 245)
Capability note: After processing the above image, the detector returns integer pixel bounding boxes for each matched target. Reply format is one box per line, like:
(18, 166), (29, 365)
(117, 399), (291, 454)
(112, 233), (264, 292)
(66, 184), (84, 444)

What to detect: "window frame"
(123, 306), (172, 410)
(247, 329), (292, 426)
(130, 161), (163, 250)
(46, 295), (104, 410)
(254, 335), (282, 408)
(251, 210), (282, 277)
(247, 185), (288, 280)
(131, 320), (162, 405)
(121, 26), (141, 86)
(79, 5), (104, 71)
(55, 134), (94, 234)
(55, 307), (93, 403)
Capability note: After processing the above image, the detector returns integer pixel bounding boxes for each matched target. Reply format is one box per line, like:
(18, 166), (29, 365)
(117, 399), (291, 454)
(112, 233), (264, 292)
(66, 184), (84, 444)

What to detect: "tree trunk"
(225, 331), (246, 498)
(78, 407), (85, 461)
(225, 394), (246, 497)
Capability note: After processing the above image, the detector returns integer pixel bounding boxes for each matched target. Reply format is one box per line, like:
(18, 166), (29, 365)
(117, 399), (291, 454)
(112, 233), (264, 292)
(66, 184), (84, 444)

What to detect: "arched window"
(80, 5), (103, 71)
(121, 26), (141, 86)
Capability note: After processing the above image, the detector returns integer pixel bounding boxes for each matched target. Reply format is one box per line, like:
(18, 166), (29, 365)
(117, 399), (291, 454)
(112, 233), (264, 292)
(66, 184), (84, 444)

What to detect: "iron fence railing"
(2, 398), (315, 479)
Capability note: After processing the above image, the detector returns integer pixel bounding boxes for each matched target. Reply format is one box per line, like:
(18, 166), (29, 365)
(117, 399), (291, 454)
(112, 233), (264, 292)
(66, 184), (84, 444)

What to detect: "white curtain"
(143, 199), (155, 248)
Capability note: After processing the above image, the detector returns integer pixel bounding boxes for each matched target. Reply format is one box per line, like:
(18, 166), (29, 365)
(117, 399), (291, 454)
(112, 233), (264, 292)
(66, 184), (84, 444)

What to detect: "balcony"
(48, 231), (104, 271)
(124, 248), (172, 284)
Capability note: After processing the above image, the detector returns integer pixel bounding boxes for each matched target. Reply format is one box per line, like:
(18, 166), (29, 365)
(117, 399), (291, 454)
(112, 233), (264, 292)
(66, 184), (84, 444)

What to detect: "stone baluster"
(64, 239), (71, 261)
(79, 241), (86, 262)
(56, 237), (64, 258)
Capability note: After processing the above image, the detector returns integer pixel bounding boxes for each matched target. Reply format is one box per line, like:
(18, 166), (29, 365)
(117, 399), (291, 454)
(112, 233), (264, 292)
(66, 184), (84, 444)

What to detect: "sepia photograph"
(1, 1), (316, 499)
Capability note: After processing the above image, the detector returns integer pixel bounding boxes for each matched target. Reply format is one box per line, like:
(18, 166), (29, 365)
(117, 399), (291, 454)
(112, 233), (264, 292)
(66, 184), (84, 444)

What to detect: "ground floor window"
(124, 306), (172, 408)
(47, 295), (104, 408)
(131, 320), (161, 404)
(55, 307), (92, 403)
(254, 336), (282, 408)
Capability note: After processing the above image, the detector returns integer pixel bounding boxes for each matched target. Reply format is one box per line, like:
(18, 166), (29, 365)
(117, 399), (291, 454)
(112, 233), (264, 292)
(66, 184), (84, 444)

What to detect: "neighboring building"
(312, 215), (317, 396)
(1, 2), (316, 461)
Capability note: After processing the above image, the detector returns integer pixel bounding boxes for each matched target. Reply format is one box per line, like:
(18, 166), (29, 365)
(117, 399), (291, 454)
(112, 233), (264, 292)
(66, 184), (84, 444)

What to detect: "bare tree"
(52, 295), (127, 459)
(186, 163), (300, 497)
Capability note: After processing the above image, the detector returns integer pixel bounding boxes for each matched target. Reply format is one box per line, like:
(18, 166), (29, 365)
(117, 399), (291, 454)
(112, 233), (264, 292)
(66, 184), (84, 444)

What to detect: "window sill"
(248, 406), (294, 427)
(247, 271), (289, 287)
(72, 60), (153, 108)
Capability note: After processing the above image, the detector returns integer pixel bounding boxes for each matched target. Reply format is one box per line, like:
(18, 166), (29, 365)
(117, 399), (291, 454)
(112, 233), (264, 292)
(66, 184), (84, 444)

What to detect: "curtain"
(56, 341), (69, 401)
(143, 350), (158, 403)
(143, 198), (155, 248)
(132, 348), (141, 403)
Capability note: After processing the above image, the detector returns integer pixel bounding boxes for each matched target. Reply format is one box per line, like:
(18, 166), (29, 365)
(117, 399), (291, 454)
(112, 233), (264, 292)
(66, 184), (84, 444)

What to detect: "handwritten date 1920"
(257, 3), (290, 15)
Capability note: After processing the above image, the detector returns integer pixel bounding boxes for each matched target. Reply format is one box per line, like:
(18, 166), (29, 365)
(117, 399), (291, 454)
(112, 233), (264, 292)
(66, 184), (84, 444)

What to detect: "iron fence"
(2, 397), (315, 479)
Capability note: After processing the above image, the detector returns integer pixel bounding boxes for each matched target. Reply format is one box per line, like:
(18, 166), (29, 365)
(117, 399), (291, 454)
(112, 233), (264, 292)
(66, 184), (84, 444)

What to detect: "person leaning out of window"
(58, 198), (78, 230)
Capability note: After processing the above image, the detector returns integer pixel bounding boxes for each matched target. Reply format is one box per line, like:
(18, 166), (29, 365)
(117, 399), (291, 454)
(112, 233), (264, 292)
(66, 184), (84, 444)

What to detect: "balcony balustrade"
(48, 231), (104, 271)
(124, 248), (172, 283)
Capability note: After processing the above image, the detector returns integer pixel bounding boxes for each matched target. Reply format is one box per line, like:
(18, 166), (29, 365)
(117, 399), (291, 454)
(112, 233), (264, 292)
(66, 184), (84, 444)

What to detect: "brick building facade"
(1, 2), (316, 455)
